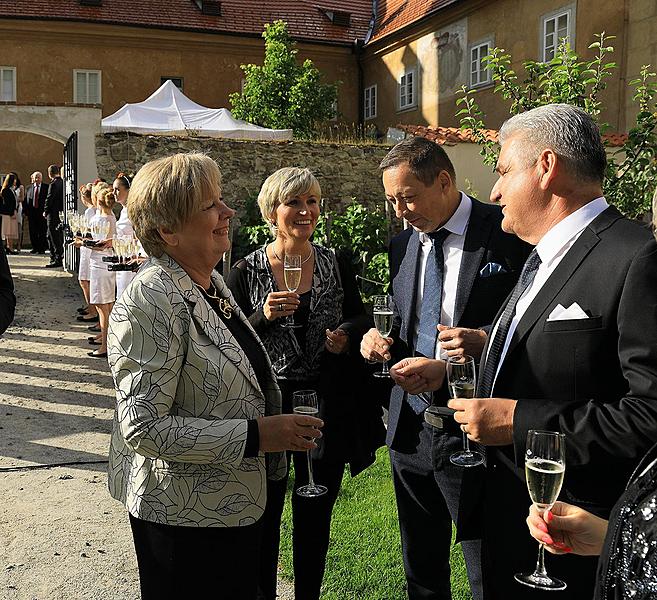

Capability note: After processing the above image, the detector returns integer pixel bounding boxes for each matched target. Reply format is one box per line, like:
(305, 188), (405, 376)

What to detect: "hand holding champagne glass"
(282, 254), (302, 329)
(293, 390), (327, 498)
(447, 355), (484, 467)
(372, 295), (393, 378)
(515, 430), (567, 591)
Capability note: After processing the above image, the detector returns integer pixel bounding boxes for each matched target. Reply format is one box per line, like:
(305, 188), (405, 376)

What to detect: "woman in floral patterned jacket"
(106, 153), (323, 600)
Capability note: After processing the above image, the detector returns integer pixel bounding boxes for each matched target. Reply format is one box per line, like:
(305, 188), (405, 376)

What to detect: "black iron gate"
(63, 131), (78, 273)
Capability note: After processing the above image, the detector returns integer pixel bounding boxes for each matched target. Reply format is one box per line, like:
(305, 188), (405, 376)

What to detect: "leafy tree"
(457, 33), (657, 219)
(229, 20), (338, 138)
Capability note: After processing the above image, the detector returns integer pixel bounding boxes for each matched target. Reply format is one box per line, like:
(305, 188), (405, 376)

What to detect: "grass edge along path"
(279, 447), (473, 599)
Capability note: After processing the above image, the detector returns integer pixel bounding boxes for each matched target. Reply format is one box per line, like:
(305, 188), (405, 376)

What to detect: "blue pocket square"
(479, 262), (507, 278)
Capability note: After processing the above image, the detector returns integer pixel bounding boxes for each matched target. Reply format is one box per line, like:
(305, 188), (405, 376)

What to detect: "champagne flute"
(515, 430), (567, 591)
(293, 390), (327, 498)
(282, 254), (302, 329)
(448, 355), (485, 467)
(372, 295), (393, 378)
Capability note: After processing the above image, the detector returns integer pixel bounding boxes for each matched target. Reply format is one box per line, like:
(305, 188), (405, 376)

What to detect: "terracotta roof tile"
(369, 0), (460, 44)
(399, 124), (628, 148)
(0, 0), (373, 45)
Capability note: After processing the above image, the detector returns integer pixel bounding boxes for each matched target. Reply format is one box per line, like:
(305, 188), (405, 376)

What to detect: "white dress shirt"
(414, 192), (472, 360)
(487, 196), (609, 390)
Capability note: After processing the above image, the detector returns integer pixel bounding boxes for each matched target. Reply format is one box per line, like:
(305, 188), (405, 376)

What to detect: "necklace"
(195, 282), (233, 319)
(271, 244), (314, 265)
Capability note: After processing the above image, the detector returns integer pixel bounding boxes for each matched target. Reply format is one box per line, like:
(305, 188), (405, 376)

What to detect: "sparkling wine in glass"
(514, 430), (567, 591)
(447, 355), (485, 467)
(372, 295), (393, 378)
(293, 390), (327, 498)
(282, 254), (302, 329)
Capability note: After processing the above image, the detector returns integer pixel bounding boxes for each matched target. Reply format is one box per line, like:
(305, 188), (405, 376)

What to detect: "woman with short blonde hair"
(227, 167), (385, 600)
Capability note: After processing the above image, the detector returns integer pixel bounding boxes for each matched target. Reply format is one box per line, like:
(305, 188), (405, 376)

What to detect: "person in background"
(87, 188), (116, 358)
(11, 173), (25, 253)
(25, 171), (48, 254)
(71, 183), (98, 335)
(227, 167), (385, 600)
(1, 173), (19, 255)
(359, 137), (530, 600)
(112, 173), (139, 299)
(107, 152), (323, 600)
(43, 164), (64, 268)
(0, 242), (15, 334)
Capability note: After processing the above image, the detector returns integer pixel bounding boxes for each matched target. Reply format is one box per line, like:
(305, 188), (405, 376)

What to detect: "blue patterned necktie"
(408, 228), (451, 413)
(477, 249), (542, 398)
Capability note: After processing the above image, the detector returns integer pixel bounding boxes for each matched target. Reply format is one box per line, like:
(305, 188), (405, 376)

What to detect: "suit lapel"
(395, 231), (421, 346)
(504, 206), (622, 357)
(454, 199), (491, 325)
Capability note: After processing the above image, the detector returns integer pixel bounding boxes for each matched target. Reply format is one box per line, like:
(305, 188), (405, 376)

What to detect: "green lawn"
(279, 448), (473, 599)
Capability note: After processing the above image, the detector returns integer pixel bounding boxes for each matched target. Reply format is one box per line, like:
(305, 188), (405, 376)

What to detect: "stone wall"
(95, 133), (391, 216)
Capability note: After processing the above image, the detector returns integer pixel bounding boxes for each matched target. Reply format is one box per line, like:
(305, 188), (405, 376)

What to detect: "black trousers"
(46, 215), (63, 261)
(390, 423), (483, 600)
(28, 209), (47, 252)
(258, 452), (345, 600)
(129, 514), (263, 600)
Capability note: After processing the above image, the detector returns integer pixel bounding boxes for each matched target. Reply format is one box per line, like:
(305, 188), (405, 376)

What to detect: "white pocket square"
(547, 302), (589, 322)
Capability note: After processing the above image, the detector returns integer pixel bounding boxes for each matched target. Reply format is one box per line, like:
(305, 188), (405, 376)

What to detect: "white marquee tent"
(101, 80), (293, 140)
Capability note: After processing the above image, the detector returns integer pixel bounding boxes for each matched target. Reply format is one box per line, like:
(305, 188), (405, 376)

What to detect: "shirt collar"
(535, 196), (609, 267)
(419, 192), (471, 244)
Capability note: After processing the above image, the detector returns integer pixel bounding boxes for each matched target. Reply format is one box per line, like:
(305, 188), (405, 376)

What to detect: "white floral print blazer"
(107, 254), (285, 528)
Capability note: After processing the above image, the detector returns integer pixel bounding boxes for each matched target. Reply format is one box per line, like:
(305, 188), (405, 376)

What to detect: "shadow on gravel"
(1, 362), (114, 388)
(0, 403), (111, 473)
(0, 347), (111, 373)
(0, 382), (115, 409)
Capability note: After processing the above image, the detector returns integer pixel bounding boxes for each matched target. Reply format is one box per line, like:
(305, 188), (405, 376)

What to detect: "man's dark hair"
(379, 136), (456, 186)
(48, 164), (60, 178)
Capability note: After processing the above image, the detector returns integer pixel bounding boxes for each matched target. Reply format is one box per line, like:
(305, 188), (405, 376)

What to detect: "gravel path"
(0, 252), (294, 600)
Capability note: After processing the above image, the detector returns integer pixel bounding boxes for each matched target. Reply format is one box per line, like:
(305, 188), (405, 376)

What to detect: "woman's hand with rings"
(263, 290), (300, 321)
(325, 328), (349, 354)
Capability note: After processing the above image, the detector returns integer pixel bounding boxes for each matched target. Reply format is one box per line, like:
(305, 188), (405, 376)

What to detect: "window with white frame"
(541, 5), (575, 62)
(470, 40), (492, 88)
(74, 70), (101, 104)
(399, 69), (416, 110)
(0, 67), (16, 102)
(364, 85), (377, 119)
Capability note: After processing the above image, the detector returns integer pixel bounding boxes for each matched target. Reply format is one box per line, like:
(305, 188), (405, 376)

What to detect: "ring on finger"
(278, 304), (284, 312)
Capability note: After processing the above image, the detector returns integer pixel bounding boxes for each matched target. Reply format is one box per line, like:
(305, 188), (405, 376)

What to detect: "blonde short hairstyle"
(127, 153), (222, 257)
(257, 167), (321, 234)
(91, 181), (110, 205)
(97, 188), (116, 211)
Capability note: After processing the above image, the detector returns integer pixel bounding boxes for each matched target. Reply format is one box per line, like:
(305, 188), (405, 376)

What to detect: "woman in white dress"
(87, 187), (117, 358)
(112, 173), (138, 300)
(73, 183), (98, 330)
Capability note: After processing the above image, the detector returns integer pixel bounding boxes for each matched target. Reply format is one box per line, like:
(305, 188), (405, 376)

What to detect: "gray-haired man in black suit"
(360, 137), (530, 599)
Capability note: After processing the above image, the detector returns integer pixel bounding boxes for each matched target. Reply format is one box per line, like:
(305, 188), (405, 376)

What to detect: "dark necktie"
(408, 228), (451, 413)
(477, 249), (542, 398)
(34, 185), (39, 210)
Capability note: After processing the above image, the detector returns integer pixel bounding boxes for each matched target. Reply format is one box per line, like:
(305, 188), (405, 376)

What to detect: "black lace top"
(595, 442), (657, 599)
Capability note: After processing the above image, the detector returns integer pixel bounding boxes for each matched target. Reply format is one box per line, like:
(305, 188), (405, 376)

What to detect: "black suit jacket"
(0, 187), (16, 216)
(25, 182), (49, 213)
(386, 197), (532, 452)
(44, 177), (63, 218)
(471, 206), (657, 599)
(483, 206), (657, 513)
